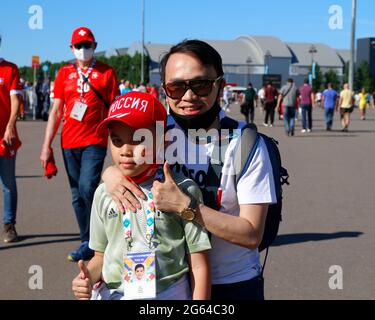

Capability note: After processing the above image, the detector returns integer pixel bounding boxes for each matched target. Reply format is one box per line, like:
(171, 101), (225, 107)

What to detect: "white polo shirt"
(166, 113), (277, 284)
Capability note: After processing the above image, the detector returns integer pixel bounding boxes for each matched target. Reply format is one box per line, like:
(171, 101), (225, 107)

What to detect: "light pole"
(264, 50), (271, 75)
(309, 44), (317, 86)
(309, 44), (317, 66)
(349, 0), (357, 91)
(141, 0), (145, 84)
(246, 56), (252, 85)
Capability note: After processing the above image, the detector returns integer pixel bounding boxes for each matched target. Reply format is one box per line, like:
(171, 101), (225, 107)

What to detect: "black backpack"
(206, 117), (289, 266)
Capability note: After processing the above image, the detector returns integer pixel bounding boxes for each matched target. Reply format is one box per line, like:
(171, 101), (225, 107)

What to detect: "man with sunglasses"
(103, 40), (276, 300)
(40, 27), (119, 262)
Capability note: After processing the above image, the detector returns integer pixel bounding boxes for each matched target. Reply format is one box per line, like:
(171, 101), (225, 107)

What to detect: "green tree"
(324, 69), (340, 90)
(309, 63), (323, 92)
(96, 53), (149, 85)
(19, 53), (150, 85)
(354, 61), (374, 92)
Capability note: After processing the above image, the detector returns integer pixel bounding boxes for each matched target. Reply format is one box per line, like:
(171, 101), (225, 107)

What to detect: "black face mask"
(169, 102), (221, 131)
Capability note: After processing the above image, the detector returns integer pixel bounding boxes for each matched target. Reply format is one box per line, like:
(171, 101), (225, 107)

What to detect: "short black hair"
(160, 39), (224, 83)
(135, 264), (144, 271)
(287, 78), (294, 83)
(248, 82), (253, 87)
(304, 78), (309, 84)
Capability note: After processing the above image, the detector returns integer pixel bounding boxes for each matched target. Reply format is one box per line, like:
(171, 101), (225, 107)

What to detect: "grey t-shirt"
(280, 83), (299, 107)
(89, 172), (211, 293)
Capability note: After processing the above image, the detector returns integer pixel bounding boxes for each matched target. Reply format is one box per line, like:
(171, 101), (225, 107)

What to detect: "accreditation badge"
(123, 251), (156, 300)
(70, 101), (88, 121)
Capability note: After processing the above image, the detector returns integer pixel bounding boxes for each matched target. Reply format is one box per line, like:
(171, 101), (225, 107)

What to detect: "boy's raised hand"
(152, 162), (190, 213)
(72, 260), (93, 300)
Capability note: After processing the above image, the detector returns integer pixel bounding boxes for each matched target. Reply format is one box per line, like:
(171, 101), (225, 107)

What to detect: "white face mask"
(73, 47), (94, 62)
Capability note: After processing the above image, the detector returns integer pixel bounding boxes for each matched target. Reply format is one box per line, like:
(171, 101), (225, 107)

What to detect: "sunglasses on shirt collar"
(73, 41), (94, 50)
(163, 76), (223, 99)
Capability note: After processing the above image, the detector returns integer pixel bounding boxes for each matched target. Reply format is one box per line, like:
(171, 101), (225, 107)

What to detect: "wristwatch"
(178, 197), (198, 221)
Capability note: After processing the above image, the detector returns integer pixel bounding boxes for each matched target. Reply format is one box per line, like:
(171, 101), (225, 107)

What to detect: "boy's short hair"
(135, 264), (145, 271)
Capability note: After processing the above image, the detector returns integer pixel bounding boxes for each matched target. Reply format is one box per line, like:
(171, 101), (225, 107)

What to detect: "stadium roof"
(127, 36), (348, 69)
(286, 43), (343, 68)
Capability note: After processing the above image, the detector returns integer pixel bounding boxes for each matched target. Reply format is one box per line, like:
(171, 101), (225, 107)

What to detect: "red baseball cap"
(96, 91), (167, 136)
(71, 27), (96, 45)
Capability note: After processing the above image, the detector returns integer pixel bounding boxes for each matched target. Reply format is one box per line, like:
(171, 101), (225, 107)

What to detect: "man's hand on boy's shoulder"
(152, 162), (191, 214)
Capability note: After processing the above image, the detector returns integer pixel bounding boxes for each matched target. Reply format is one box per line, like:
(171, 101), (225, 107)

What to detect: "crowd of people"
(224, 80), (375, 135)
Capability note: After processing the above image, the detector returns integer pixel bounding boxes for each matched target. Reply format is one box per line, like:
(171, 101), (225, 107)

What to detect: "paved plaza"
(1, 104), (374, 300)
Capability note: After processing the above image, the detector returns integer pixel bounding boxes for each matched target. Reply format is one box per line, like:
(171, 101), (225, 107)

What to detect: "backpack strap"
(233, 123), (259, 187)
(207, 118), (259, 208)
(205, 117), (240, 209)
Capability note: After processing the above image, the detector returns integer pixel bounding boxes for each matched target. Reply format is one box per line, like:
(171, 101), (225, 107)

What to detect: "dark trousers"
(241, 101), (255, 123)
(211, 275), (264, 300)
(62, 145), (107, 242)
(283, 106), (296, 134)
(301, 104), (312, 130)
(264, 101), (275, 125)
(325, 108), (334, 129)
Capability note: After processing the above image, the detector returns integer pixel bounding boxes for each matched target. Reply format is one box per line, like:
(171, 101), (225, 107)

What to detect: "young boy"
(71, 91), (211, 300)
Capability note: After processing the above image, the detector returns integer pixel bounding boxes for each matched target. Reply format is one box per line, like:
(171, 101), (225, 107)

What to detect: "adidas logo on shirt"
(108, 208), (118, 219)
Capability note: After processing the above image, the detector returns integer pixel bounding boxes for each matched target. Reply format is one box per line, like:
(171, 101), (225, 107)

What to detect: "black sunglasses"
(163, 76), (223, 99)
(73, 41), (93, 50)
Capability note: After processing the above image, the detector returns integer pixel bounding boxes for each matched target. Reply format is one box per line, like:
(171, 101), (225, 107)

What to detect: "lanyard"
(123, 191), (155, 251)
(75, 58), (96, 101)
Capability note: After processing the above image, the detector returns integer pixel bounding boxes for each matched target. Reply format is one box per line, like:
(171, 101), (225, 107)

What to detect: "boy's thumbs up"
(78, 260), (91, 280)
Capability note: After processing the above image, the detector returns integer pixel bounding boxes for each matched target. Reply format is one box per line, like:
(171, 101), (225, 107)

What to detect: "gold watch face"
(181, 208), (196, 221)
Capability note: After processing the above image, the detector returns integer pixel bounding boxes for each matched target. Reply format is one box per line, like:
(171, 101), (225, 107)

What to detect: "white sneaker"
(301, 129), (307, 133)
(269, 124), (273, 127)
(307, 129), (311, 133)
(263, 123), (268, 127)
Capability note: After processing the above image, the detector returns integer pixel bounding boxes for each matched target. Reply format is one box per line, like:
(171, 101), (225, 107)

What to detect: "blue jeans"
(283, 106), (296, 134)
(0, 156), (17, 225)
(62, 145), (107, 242)
(301, 104), (312, 130)
(325, 108), (335, 128)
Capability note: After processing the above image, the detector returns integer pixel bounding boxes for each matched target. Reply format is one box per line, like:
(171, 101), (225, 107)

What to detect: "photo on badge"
(123, 251), (156, 300)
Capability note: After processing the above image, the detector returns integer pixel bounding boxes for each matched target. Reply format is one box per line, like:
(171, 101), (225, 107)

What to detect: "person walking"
(222, 85), (231, 112)
(358, 88), (368, 120)
(321, 83), (338, 131)
(337, 83), (354, 132)
(299, 79), (314, 133)
(0, 40), (22, 243)
(277, 79), (299, 136)
(240, 82), (257, 123)
(40, 27), (119, 261)
(263, 82), (278, 126)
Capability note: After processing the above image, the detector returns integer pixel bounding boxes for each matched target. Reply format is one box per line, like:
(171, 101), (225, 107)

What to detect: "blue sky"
(1, 0), (374, 67)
